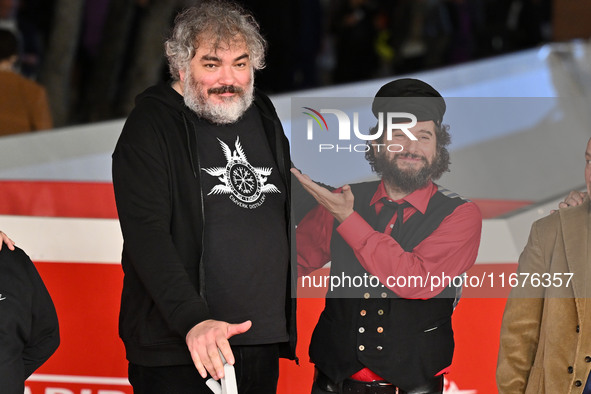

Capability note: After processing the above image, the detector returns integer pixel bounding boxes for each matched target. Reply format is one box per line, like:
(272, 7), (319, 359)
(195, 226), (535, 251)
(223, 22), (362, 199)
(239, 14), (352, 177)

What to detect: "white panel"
(0, 215), (122, 263)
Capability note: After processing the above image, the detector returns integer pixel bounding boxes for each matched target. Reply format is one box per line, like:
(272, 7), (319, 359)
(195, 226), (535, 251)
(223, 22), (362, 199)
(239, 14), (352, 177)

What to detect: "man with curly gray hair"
(164, 2), (267, 125)
(112, 1), (297, 393)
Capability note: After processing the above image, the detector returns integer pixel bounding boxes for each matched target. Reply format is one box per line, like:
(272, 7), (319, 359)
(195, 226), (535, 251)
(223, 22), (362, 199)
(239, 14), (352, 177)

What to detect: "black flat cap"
(371, 78), (446, 124)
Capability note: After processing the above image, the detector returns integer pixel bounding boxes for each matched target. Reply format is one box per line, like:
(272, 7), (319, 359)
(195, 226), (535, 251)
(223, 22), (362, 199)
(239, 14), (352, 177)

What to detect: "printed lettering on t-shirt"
(202, 137), (280, 209)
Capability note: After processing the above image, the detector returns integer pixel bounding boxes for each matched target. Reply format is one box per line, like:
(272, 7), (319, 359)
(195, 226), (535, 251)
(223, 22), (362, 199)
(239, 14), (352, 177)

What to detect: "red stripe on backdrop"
(0, 181), (118, 218)
(0, 180), (532, 219)
(471, 198), (533, 219)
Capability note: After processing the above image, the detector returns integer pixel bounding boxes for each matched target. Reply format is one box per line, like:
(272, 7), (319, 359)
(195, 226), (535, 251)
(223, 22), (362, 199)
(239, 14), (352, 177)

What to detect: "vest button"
(567, 366), (574, 374)
(575, 380), (583, 387)
(577, 325), (580, 333)
(381, 292), (388, 298)
(364, 292), (370, 299)
(377, 327), (384, 333)
(376, 346), (383, 351)
(359, 345), (365, 351)
(377, 309), (384, 316)
(359, 327), (365, 333)
(360, 310), (367, 316)
(586, 356), (591, 363)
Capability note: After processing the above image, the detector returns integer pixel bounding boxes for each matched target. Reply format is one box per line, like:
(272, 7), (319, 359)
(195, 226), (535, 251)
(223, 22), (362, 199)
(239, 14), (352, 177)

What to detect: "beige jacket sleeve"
(497, 219), (548, 393)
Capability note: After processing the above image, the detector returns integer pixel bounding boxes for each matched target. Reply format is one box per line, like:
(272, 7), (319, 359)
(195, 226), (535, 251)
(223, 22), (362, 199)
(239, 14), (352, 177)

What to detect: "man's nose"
(403, 137), (420, 154)
(218, 66), (236, 85)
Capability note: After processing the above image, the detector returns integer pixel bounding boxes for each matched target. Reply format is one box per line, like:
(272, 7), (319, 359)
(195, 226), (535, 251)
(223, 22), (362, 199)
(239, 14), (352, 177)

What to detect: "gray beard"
(182, 72), (254, 125)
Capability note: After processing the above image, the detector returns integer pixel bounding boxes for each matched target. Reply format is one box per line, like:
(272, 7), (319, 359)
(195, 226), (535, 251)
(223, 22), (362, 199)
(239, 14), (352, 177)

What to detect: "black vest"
(309, 181), (467, 391)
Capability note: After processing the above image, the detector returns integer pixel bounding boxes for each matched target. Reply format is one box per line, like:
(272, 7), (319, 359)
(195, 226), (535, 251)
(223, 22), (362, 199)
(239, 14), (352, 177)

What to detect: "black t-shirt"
(196, 105), (289, 345)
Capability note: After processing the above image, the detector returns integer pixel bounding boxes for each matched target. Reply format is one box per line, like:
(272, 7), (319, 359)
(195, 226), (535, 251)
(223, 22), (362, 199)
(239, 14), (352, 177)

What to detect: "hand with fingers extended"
(185, 319), (251, 380)
(290, 168), (354, 223)
(558, 190), (587, 209)
(0, 231), (15, 251)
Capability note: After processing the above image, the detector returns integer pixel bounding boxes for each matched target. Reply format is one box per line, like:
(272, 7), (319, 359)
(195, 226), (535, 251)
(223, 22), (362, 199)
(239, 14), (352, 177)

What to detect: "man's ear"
(179, 68), (186, 83)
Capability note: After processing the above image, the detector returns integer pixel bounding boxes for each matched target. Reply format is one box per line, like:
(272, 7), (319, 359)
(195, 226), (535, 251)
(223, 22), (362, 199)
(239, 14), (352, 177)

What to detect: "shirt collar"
(370, 180), (436, 214)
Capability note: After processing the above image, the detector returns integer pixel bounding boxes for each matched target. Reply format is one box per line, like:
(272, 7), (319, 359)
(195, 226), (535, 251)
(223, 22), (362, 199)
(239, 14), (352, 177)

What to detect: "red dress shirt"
(297, 180), (482, 299)
(297, 180), (482, 380)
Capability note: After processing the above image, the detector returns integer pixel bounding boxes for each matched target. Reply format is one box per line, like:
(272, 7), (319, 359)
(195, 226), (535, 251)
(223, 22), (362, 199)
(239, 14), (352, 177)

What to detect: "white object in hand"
(206, 351), (238, 394)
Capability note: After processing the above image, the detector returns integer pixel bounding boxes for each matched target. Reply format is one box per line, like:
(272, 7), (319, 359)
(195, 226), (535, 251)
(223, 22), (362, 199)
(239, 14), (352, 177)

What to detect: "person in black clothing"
(112, 1), (297, 393)
(0, 245), (60, 394)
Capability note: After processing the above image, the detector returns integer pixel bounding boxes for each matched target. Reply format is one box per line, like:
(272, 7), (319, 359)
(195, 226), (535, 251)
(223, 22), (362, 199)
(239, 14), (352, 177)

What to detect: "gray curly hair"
(165, 0), (267, 81)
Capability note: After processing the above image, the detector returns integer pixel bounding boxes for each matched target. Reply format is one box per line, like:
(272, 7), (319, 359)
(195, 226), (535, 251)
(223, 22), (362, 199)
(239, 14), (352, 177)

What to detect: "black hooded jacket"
(0, 247), (60, 394)
(112, 83), (297, 366)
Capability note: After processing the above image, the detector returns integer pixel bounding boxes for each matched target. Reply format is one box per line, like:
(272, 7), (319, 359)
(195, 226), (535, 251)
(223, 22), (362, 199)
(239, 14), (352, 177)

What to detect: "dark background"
(2, 0), (581, 128)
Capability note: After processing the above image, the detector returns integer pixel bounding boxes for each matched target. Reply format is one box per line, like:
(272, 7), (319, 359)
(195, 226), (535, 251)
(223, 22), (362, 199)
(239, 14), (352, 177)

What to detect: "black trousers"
(128, 343), (279, 394)
(311, 369), (444, 394)
(311, 381), (443, 394)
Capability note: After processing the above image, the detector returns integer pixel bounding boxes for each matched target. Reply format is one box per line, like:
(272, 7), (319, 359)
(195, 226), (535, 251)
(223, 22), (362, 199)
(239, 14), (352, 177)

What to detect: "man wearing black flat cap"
(292, 78), (482, 393)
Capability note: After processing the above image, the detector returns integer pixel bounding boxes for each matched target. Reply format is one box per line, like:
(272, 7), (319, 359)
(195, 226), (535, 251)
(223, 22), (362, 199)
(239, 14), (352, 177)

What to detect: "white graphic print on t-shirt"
(202, 137), (280, 209)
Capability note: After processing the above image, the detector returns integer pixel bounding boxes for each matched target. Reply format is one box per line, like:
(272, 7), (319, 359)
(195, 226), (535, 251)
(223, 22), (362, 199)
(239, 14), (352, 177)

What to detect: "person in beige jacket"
(497, 136), (591, 393)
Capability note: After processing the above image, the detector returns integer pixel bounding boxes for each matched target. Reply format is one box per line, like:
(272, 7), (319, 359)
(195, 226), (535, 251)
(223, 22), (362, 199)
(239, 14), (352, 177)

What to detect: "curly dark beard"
(375, 151), (438, 194)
